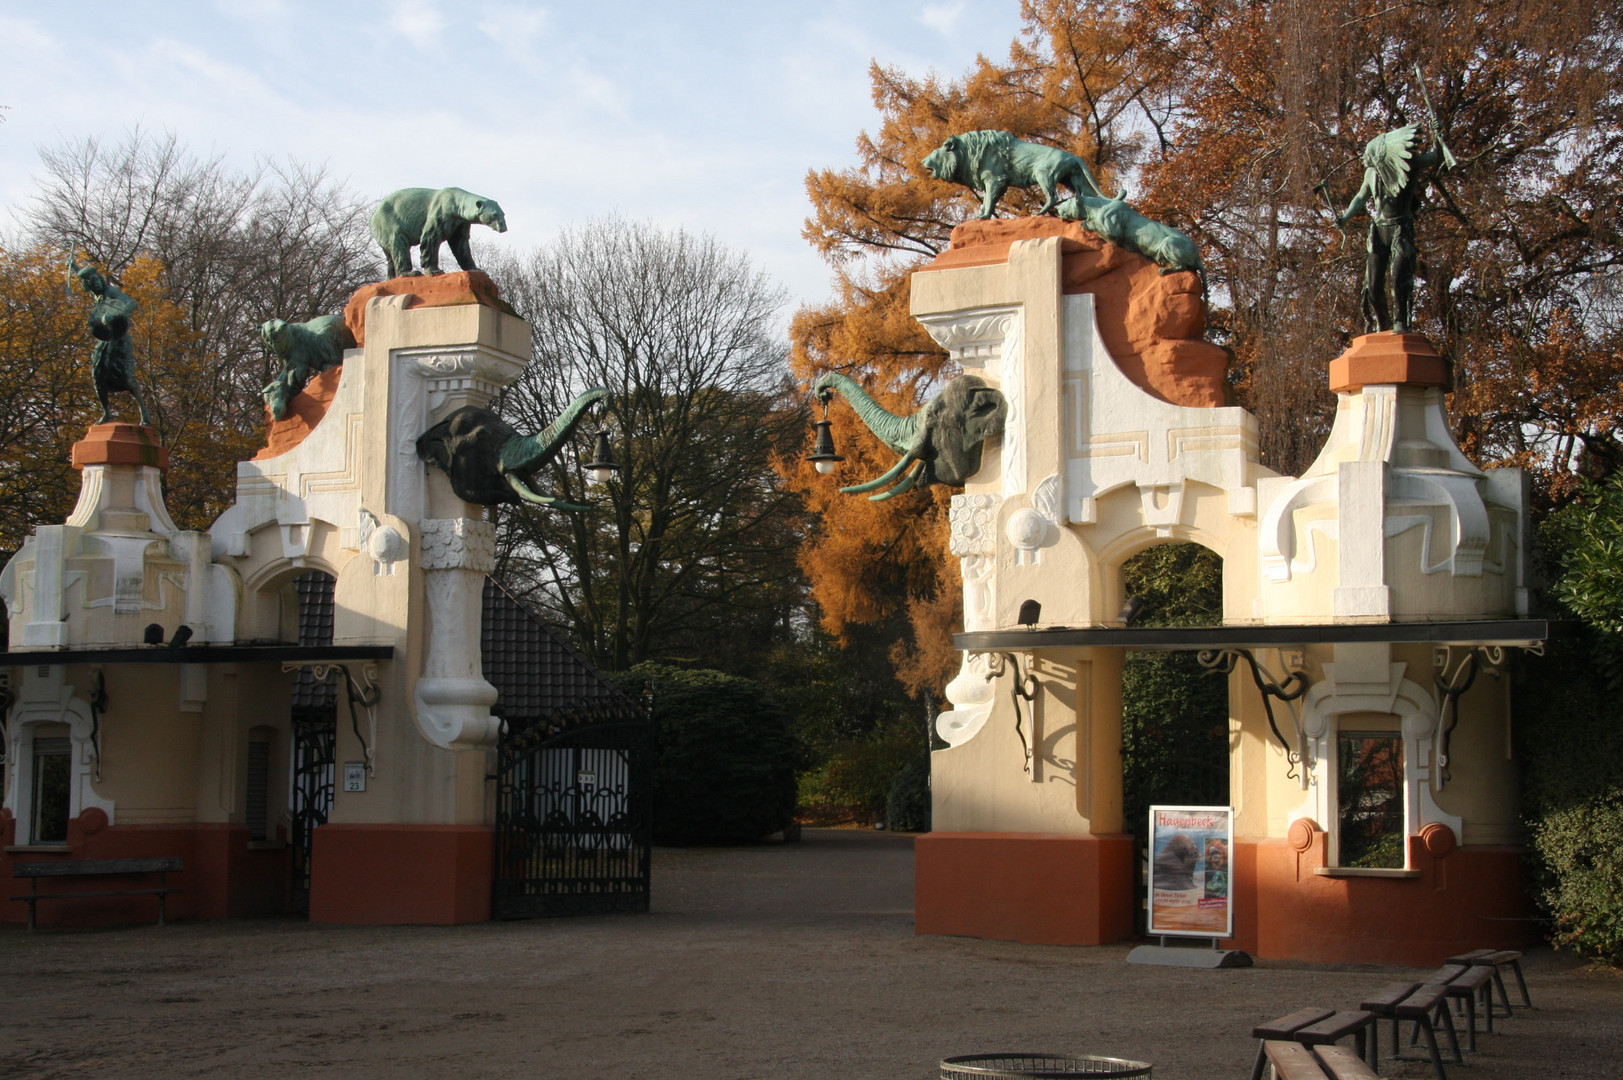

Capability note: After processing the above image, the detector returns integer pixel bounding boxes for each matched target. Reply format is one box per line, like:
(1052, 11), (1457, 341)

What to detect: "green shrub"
(1531, 792), (1623, 964)
(798, 731), (918, 823)
(612, 663), (799, 845)
(885, 751), (932, 832)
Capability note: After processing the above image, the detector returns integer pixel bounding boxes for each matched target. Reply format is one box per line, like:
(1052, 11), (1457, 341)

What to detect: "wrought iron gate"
(493, 706), (653, 918)
(288, 706), (336, 913)
(288, 571), (337, 914)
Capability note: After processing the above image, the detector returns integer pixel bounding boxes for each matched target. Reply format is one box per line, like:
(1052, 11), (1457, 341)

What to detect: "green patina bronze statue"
(813, 373), (1007, 501)
(416, 388), (608, 510)
(1334, 109), (1456, 333)
(923, 130), (1117, 219)
(1056, 193), (1203, 278)
(260, 315), (355, 422)
(370, 187), (508, 279)
(68, 256), (152, 426)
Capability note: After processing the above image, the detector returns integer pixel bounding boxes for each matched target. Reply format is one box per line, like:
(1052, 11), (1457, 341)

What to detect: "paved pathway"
(1, 829), (1619, 1078)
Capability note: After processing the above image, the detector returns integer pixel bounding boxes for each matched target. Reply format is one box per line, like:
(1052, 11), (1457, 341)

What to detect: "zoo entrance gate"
(492, 701), (655, 918)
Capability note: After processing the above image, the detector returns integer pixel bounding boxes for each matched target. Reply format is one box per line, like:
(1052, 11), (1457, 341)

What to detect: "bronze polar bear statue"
(260, 315), (355, 421)
(923, 130), (1117, 219)
(370, 186), (508, 279)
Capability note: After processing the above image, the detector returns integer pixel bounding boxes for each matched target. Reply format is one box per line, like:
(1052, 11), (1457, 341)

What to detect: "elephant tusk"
(868, 460), (927, 502)
(840, 448), (922, 495)
(506, 472), (592, 512)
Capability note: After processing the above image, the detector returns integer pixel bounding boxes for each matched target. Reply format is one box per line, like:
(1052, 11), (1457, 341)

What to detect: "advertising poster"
(1148, 805), (1233, 938)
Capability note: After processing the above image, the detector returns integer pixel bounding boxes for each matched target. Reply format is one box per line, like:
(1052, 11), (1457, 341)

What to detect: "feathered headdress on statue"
(1362, 125), (1420, 200)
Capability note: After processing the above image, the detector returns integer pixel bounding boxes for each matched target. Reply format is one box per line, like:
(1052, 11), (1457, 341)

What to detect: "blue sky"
(0, 0), (1025, 313)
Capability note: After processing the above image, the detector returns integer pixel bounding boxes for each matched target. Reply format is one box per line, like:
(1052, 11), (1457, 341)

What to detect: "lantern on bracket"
(805, 391), (844, 475)
(584, 408), (620, 486)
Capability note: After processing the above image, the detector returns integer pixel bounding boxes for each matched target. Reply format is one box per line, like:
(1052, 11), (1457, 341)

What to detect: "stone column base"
(308, 824), (493, 925)
(914, 831), (1135, 946)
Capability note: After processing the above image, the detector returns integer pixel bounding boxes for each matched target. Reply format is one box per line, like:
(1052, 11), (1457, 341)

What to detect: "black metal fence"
(493, 703), (653, 918)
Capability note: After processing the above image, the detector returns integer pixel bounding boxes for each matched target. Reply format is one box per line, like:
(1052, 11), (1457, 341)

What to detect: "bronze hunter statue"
(1333, 70), (1458, 333)
(68, 256), (153, 426)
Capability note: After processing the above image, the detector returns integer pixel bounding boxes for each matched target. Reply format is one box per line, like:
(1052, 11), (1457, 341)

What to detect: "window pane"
(1337, 731), (1405, 868)
(31, 737), (72, 844)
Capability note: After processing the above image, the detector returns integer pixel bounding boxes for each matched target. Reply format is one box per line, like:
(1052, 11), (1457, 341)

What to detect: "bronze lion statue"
(922, 130), (1116, 219)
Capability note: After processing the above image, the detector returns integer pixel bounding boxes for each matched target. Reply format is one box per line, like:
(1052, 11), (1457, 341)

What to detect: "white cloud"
(476, 2), (551, 59)
(919, 2), (968, 36)
(388, 0), (449, 50)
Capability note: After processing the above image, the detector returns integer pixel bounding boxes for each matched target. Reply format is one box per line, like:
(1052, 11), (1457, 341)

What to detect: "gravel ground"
(1, 828), (1619, 1079)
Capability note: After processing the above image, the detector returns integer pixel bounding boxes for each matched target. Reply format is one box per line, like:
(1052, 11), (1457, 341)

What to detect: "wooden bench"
(1424, 963), (1495, 1049)
(1261, 1041), (1380, 1080)
(1447, 947), (1531, 1015)
(10, 858), (183, 931)
(1249, 1008), (1334, 1080)
(1359, 981), (1460, 1080)
(1291, 1010), (1377, 1070)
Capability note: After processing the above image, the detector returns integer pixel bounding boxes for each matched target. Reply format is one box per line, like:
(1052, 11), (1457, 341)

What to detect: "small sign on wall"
(343, 762), (367, 793)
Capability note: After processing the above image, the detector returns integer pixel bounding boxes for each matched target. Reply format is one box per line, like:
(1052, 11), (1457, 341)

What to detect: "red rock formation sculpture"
(924, 218), (1228, 408)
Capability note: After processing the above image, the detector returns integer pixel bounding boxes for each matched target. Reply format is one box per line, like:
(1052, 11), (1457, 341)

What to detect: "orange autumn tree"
(0, 246), (209, 547)
(788, 5), (1157, 697)
(792, 0), (1623, 699)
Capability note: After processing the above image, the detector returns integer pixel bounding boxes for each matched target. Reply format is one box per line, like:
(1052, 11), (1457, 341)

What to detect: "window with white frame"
(1335, 727), (1406, 868)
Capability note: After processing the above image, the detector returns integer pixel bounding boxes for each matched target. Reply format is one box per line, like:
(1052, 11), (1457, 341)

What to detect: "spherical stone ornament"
(1006, 507), (1050, 551)
(1420, 821), (1456, 858)
(1288, 817), (1322, 852)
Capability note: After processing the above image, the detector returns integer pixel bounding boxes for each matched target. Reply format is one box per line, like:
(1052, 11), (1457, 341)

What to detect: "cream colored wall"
(933, 648), (1123, 834)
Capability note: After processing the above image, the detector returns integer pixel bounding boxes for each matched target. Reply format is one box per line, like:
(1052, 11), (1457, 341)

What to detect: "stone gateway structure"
(895, 218), (1540, 966)
(0, 269), (631, 927)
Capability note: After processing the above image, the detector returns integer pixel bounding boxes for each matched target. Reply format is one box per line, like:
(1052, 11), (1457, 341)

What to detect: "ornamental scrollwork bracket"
(281, 661), (381, 776)
(986, 651), (1041, 776)
(1199, 648), (1311, 784)
(1430, 642), (1535, 789)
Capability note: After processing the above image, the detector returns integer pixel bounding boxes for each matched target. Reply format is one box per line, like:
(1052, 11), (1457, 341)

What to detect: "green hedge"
(612, 663), (799, 845)
(885, 751), (931, 832)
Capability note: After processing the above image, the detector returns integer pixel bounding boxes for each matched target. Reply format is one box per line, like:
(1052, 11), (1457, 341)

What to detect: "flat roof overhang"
(955, 619), (1550, 653)
(0, 644), (395, 667)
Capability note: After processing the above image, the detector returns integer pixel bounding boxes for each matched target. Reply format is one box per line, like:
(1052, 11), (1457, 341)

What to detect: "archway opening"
(1118, 542), (1229, 854)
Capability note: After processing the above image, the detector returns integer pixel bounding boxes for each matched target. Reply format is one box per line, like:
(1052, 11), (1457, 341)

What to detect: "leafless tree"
(19, 129), (380, 526)
(483, 220), (810, 670)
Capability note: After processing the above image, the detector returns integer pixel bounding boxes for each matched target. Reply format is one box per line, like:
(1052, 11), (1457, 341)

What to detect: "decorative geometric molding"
(394, 343), (526, 415)
(915, 306), (1020, 366)
(418, 518), (496, 574)
(1060, 293), (1259, 525)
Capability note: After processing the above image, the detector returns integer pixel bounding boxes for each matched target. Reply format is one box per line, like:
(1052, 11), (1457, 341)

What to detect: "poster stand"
(1127, 805), (1253, 968)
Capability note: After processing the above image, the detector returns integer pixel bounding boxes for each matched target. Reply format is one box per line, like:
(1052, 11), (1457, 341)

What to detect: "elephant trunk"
(499, 387), (610, 474)
(811, 373), (922, 455)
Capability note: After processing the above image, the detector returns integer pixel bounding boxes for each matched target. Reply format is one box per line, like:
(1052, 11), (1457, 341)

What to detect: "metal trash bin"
(940, 1053), (1152, 1079)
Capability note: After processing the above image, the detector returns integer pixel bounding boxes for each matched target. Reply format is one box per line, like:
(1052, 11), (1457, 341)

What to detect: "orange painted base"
(1328, 332), (1446, 393)
(0, 812), (289, 928)
(70, 422), (169, 471)
(1226, 831), (1540, 966)
(308, 824), (493, 925)
(915, 832), (1135, 946)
